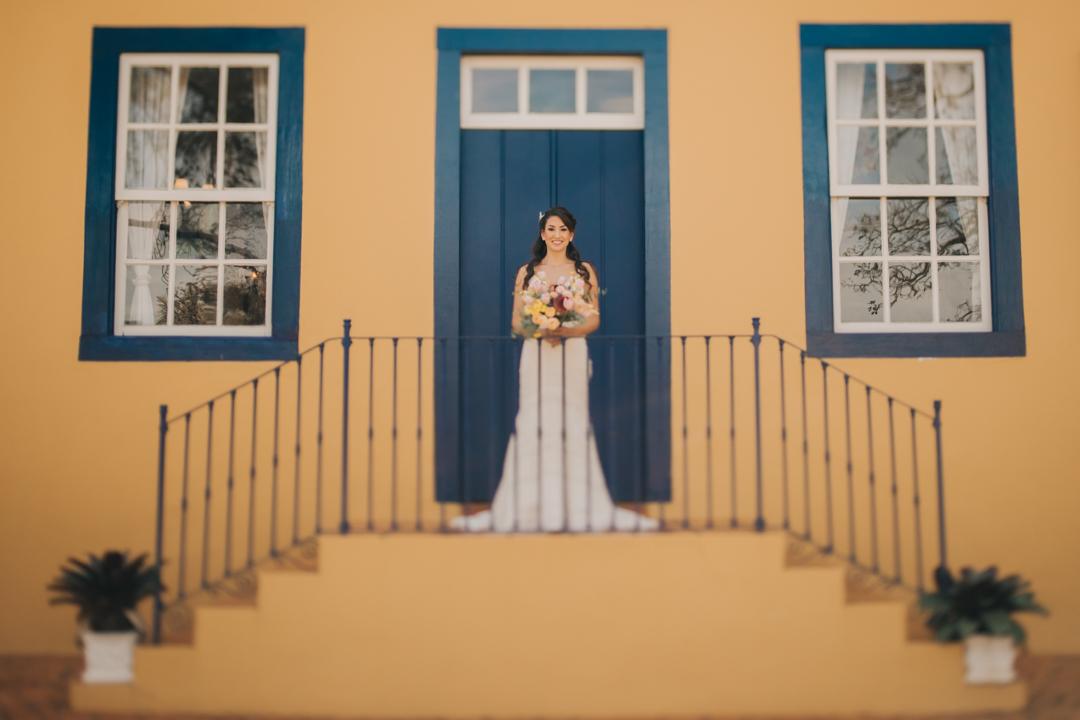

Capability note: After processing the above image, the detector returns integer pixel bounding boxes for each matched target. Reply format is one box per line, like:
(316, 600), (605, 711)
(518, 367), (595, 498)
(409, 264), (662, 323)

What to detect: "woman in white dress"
(453, 208), (658, 532)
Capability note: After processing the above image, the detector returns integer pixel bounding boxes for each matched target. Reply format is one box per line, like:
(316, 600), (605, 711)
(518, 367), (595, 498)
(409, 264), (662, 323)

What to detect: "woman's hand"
(539, 326), (567, 347)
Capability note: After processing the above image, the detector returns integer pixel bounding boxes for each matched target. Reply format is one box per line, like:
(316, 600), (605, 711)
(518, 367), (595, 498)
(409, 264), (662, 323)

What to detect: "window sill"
(806, 330), (1025, 358)
(79, 335), (298, 362)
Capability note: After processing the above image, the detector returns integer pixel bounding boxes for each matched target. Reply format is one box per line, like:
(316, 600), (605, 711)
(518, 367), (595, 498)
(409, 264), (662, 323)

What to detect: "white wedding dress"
(452, 337), (658, 533)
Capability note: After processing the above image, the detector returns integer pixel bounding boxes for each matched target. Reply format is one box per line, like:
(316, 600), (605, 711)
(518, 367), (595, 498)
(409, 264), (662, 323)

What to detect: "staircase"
(73, 531), (1024, 717)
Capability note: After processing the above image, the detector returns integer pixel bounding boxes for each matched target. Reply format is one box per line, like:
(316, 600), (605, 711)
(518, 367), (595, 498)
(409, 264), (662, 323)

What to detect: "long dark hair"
(520, 207), (593, 291)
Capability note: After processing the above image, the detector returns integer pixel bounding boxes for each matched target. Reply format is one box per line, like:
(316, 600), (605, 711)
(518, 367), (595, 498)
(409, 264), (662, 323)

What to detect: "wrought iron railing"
(151, 319), (949, 643)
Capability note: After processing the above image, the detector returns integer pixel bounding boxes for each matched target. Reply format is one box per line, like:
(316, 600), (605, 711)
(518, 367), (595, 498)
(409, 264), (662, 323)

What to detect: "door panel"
(446, 128), (660, 502)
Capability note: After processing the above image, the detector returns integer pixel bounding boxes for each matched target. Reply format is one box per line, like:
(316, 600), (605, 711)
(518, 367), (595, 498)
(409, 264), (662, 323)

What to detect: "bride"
(453, 207), (658, 533)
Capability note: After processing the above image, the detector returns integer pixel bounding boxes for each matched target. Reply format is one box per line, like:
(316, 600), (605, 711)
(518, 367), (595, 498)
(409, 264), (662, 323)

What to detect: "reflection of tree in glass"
(177, 203), (219, 258)
(889, 263), (931, 307)
(885, 63), (925, 118)
(840, 263), (883, 316)
(224, 267), (266, 325)
(171, 267), (217, 325)
(936, 198), (975, 255)
(887, 198), (930, 255)
(225, 133), (261, 188)
(841, 204), (881, 256)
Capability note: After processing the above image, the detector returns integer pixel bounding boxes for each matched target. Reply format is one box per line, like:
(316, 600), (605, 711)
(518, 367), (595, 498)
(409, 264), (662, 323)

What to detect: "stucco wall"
(1, 0), (1077, 654)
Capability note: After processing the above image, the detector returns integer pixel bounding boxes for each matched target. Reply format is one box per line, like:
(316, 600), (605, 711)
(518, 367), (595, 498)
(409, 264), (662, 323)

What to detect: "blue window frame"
(800, 24), (1024, 357)
(79, 27), (304, 361)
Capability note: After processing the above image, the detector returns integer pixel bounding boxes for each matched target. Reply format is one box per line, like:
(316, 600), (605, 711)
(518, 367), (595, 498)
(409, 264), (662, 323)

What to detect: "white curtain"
(126, 67), (170, 189)
(126, 203), (167, 326)
(933, 63), (979, 242)
(834, 64), (867, 234)
(252, 68), (272, 237)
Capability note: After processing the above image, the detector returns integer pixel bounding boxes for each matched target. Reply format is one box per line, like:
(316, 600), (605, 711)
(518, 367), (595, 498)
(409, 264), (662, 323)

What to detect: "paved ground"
(1, 654), (1078, 720)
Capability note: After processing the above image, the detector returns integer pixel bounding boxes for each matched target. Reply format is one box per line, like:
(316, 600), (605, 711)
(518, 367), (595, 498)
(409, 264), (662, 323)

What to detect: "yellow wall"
(1, 0), (1078, 656)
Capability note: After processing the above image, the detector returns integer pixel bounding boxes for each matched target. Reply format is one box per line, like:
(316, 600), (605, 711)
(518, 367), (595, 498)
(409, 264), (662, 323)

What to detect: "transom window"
(461, 56), (644, 129)
(826, 50), (990, 332)
(114, 53), (278, 337)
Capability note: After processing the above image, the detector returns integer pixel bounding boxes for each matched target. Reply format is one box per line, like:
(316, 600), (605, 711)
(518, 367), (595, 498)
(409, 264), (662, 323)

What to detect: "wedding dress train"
(452, 337), (658, 533)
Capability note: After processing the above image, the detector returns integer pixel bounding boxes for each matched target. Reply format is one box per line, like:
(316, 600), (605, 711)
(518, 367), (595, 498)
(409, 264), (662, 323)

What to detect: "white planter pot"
(964, 634), (1017, 684)
(80, 630), (138, 684)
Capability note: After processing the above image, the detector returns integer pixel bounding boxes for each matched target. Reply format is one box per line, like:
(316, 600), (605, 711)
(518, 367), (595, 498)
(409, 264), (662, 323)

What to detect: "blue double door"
(439, 128), (668, 503)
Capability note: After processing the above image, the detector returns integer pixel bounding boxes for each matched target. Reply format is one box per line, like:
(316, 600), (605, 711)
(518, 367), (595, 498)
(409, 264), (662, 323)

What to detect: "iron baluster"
(225, 391), (236, 577)
(316, 343), (325, 534)
(843, 375), (855, 563)
(705, 336), (714, 530)
(866, 387), (879, 574)
(462, 338), (472, 529)
(633, 337), (643, 532)
(270, 368), (280, 557)
(536, 338), (543, 530)
(888, 398), (902, 584)
(561, 338), (568, 533)
(340, 320), (352, 534)
(200, 401), (214, 589)
(800, 351), (810, 540)
(822, 363), (834, 553)
(752, 319), (764, 532)
(247, 379), (259, 567)
(729, 336), (737, 528)
(415, 338), (423, 531)
(911, 409), (925, 593)
(779, 339), (789, 531)
(437, 338), (447, 533)
(657, 337), (665, 531)
(489, 339), (497, 533)
(608, 339), (617, 532)
(178, 414), (191, 600)
(292, 356), (303, 545)
(680, 336), (689, 529)
(391, 338), (399, 531)
(152, 405), (167, 645)
(366, 338), (375, 532)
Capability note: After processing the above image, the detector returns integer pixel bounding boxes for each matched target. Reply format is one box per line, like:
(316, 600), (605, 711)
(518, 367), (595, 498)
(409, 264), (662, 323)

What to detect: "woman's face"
(541, 216), (574, 253)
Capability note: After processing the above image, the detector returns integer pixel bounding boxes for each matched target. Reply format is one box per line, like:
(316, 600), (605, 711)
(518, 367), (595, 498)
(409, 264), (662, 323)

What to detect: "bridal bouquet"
(516, 270), (597, 338)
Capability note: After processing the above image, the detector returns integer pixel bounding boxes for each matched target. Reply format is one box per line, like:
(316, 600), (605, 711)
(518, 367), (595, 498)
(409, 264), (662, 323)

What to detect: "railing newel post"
(933, 400), (948, 576)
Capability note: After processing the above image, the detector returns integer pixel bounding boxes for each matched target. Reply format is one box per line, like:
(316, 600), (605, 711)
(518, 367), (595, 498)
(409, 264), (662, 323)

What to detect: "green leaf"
(956, 617), (979, 639)
(983, 610), (1012, 636)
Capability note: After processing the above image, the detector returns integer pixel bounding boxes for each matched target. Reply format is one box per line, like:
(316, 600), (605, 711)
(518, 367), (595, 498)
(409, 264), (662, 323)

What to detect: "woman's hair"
(520, 207), (593, 291)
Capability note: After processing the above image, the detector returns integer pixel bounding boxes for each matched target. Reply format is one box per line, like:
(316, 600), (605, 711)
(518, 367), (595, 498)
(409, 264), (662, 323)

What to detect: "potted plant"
(47, 551), (162, 684)
(920, 566), (1047, 684)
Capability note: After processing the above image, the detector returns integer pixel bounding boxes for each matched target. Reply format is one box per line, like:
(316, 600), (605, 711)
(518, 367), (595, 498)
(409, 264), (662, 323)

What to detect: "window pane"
(933, 63), (976, 120)
(838, 199), (881, 256)
(472, 69), (518, 112)
(530, 69), (575, 113)
(223, 266), (267, 326)
(225, 203), (268, 259)
(836, 63), (877, 120)
(935, 127), (978, 185)
(885, 63), (926, 119)
(587, 70), (633, 113)
(886, 127), (928, 184)
(839, 263), (883, 322)
(224, 131), (266, 188)
(887, 198), (930, 256)
(129, 67), (171, 123)
(173, 266), (218, 325)
(179, 67), (220, 123)
(177, 202), (219, 259)
(174, 131), (218, 189)
(837, 127), (880, 184)
(226, 67), (268, 123)
(936, 197), (979, 256)
(124, 265), (168, 326)
(125, 131), (169, 189)
(889, 262), (932, 322)
(939, 262), (982, 322)
(127, 202), (169, 260)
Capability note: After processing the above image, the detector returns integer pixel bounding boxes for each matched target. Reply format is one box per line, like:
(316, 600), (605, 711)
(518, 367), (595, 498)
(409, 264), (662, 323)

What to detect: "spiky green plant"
(920, 566), (1047, 644)
(47, 551), (162, 632)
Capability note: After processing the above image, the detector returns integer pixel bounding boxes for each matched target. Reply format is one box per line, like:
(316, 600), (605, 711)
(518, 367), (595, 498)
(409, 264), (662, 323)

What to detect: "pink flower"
(562, 297), (575, 310)
(554, 285), (565, 295)
(540, 293), (551, 304)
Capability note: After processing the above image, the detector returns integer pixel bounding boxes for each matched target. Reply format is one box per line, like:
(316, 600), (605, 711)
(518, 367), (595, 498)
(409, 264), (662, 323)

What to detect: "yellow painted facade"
(2, 0), (1078, 684)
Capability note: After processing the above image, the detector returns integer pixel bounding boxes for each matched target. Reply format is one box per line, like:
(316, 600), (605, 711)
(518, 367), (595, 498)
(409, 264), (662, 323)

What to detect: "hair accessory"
(539, 211), (544, 220)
